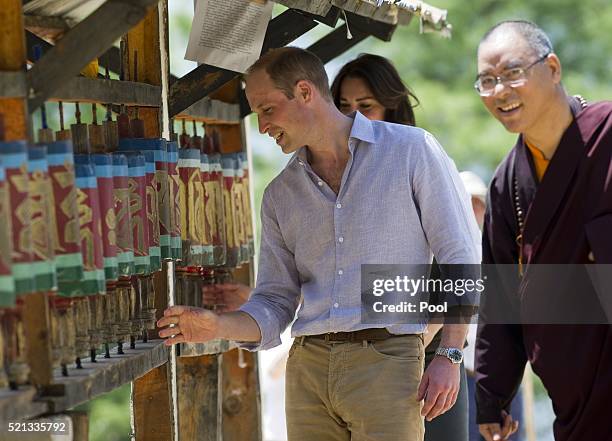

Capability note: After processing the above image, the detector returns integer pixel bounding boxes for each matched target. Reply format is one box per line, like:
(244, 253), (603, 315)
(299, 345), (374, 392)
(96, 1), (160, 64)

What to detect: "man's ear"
(295, 80), (314, 103)
(546, 53), (562, 84)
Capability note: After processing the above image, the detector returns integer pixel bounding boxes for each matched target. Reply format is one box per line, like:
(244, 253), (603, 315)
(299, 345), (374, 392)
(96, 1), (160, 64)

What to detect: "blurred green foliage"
(74, 384), (132, 441)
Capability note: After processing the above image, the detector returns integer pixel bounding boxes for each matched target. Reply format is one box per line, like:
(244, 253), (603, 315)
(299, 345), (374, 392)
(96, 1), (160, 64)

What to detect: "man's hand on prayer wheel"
(202, 282), (251, 312)
(157, 306), (220, 345)
(478, 410), (519, 441)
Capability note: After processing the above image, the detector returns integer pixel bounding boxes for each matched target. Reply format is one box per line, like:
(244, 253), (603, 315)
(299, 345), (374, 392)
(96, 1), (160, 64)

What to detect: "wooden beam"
(308, 25), (369, 64)
(298, 5), (341, 28)
(26, 30), (123, 77)
(177, 355), (222, 441)
(39, 340), (169, 413)
(132, 363), (175, 441)
(0, 387), (48, 422)
(26, 0), (160, 112)
(24, 14), (72, 31)
(50, 77), (161, 106)
(344, 11), (397, 42)
(168, 9), (318, 118)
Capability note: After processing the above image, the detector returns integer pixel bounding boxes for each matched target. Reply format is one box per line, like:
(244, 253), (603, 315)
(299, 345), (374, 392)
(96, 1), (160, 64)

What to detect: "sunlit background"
(67, 0), (612, 439)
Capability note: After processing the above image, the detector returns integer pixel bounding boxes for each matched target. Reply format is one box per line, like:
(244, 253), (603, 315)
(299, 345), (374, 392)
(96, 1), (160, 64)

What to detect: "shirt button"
(338, 236), (344, 243)
(338, 269), (343, 275)
(333, 303), (339, 308)
(317, 181), (323, 186)
(336, 203), (342, 209)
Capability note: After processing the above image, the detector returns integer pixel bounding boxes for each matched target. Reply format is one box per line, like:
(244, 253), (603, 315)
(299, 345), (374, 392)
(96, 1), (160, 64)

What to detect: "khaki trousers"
(285, 334), (425, 441)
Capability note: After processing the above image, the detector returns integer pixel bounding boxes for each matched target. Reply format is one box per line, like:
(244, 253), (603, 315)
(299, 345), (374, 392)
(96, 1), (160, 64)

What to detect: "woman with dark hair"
(330, 53), (419, 126)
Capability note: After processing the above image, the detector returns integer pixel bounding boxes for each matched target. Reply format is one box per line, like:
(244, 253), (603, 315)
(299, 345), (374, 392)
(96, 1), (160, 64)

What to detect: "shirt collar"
(348, 111), (376, 145)
(289, 111), (376, 166)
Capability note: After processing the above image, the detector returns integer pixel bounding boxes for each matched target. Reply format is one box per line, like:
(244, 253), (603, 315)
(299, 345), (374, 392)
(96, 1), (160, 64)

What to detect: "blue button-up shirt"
(240, 112), (481, 350)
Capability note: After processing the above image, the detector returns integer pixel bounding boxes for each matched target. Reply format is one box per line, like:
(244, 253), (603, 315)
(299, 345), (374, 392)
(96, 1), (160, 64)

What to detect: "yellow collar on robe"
(525, 140), (550, 182)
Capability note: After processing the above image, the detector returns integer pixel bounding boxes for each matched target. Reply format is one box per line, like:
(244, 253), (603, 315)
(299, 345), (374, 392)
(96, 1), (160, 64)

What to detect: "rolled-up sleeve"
(237, 188), (301, 351)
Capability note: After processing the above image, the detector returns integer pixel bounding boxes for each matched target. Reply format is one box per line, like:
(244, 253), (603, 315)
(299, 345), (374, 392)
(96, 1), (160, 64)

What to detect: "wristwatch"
(435, 347), (464, 364)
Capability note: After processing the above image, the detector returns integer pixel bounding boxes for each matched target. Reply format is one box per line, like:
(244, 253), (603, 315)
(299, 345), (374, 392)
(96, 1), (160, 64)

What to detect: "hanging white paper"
(185, 0), (274, 73)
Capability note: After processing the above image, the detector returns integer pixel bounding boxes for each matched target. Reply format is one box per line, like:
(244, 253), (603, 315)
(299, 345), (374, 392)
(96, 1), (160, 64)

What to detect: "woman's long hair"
(330, 54), (419, 126)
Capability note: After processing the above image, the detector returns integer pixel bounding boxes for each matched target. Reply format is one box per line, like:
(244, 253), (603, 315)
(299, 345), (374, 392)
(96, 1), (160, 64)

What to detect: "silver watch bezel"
(436, 347), (463, 364)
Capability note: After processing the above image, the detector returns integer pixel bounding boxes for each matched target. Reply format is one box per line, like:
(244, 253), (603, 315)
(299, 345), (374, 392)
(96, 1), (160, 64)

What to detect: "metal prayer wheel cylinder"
(74, 297), (91, 359)
(200, 153), (214, 266)
(0, 162), (15, 306)
(124, 152), (150, 276)
(111, 154), (135, 278)
(46, 141), (84, 284)
(61, 159), (105, 296)
(167, 141), (182, 260)
(6, 306), (30, 387)
(27, 145), (58, 291)
(102, 287), (119, 345)
(1, 141), (35, 295)
(58, 301), (77, 372)
(134, 275), (156, 331)
(238, 152), (255, 260)
(230, 154), (249, 265)
(118, 139), (172, 260)
(140, 150), (161, 272)
(221, 155), (240, 268)
(208, 154), (227, 267)
(178, 148), (204, 267)
(176, 270), (204, 357)
(92, 154), (119, 282)
(114, 279), (135, 341)
(49, 298), (64, 368)
(0, 311), (8, 388)
(88, 295), (105, 352)
(201, 269), (220, 311)
(129, 276), (145, 338)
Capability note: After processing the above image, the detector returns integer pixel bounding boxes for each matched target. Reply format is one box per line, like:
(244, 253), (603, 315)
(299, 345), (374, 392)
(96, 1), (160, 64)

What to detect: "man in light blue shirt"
(159, 47), (480, 441)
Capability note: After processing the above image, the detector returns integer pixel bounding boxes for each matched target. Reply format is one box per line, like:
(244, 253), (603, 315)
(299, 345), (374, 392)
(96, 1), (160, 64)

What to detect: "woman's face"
(338, 76), (386, 121)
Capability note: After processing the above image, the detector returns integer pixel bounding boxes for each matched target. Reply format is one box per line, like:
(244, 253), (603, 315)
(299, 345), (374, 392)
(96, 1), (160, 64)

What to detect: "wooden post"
(222, 349), (261, 441)
(177, 355), (222, 441)
(132, 363), (175, 441)
(0, 0), (30, 140)
(65, 411), (89, 441)
(126, 4), (175, 441)
(1, 0), (55, 389)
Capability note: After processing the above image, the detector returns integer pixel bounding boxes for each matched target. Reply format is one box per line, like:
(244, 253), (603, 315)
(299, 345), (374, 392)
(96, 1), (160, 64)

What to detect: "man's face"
(245, 69), (306, 154)
(477, 31), (558, 134)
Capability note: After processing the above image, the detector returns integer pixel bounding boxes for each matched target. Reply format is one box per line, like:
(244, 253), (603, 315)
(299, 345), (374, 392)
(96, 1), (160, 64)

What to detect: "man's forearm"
(218, 311), (262, 343)
(440, 323), (469, 348)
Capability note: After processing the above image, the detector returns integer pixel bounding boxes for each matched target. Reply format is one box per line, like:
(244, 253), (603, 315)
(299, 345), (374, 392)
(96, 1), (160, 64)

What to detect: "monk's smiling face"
(477, 29), (562, 135)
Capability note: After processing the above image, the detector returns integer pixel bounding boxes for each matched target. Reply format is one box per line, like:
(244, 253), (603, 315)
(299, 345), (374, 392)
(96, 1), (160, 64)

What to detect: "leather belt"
(306, 328), (402, 342)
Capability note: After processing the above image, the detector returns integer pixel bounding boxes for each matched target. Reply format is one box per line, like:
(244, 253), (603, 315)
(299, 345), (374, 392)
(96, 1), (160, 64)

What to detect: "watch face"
(448, 348), (463, 363)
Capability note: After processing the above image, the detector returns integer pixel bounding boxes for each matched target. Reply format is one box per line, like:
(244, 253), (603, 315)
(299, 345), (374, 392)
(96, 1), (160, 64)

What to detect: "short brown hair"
(247, 47), (333, 102)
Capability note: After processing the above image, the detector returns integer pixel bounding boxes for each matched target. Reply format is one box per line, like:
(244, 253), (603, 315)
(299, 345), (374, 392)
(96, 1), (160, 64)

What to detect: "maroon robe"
(475, 97), (612, 440)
